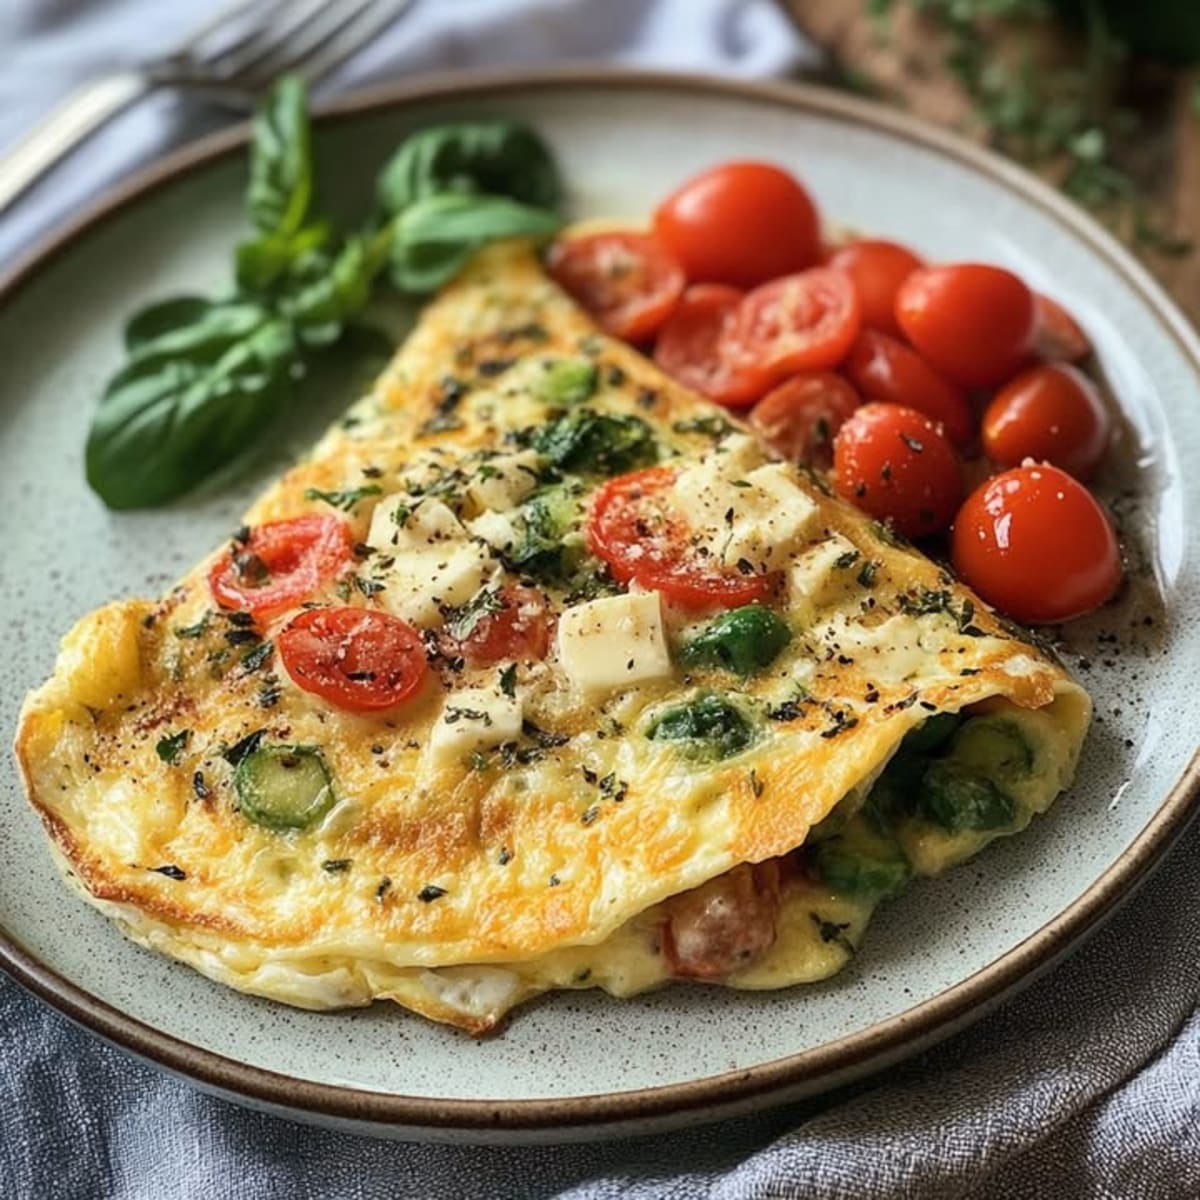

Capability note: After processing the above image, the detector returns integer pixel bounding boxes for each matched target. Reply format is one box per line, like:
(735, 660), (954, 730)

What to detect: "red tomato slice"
(748, 372), (860, 467)
(826, 239), (923, 336)
(546, 231), (685, 343)
(208, 515), (354, 622)
(842, 330), (973, 447)
(653, 161), (820, 288)
(277, 606), (427, 713)
(451, 584), (551, 666)
(1033, 293), (1091, 363)
(951, 464), (1121, 624)
(588, 467), (774, 609)
(653, 284), (771, 408)
(724, 268), (861, 382)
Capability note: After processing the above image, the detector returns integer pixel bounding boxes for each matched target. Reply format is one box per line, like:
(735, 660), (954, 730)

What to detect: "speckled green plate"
(2, 70), (1198, 1144)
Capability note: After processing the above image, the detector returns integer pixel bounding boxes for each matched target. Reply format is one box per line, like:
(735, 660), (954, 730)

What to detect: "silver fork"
(0, 0), (414, 215)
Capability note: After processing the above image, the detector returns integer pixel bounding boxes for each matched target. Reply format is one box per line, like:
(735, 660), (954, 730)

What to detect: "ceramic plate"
(2, 70), (1198, 1144)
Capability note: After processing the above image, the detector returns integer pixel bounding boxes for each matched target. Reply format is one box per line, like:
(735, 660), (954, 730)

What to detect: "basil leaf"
(282, 226), (393, 345)
(235, 219), (331, 294)
(377, 121), (560, 214)
(125, 297), (213, 352)
(86, 303), (296, 509)
(390, 194), (561, 293)
(246, 74), (313, 238)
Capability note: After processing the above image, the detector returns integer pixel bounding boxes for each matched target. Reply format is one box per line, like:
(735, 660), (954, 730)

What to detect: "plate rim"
(3, 64), (1199, 1135)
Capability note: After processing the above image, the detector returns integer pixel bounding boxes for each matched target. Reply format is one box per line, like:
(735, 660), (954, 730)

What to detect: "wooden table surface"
(786, 3), (1200, 320)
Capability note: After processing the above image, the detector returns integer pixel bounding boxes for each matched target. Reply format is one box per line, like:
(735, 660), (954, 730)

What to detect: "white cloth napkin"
(2, 3), (1198, 1198)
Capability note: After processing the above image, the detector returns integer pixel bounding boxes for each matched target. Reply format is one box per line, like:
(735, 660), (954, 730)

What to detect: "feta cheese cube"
(557, 591), (671, 696)
(429, 686), (523, 765)
(465, 450), (541, 513)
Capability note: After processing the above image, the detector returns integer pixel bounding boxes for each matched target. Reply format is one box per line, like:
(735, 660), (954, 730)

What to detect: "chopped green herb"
(417, 884), (447, 902)
(304, 484), (382, 512)
(499, 663), (518, 698)
(155, 730), (191, 765)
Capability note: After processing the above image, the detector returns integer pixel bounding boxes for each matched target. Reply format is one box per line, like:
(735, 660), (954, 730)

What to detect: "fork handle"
(0, 72), (150, 216)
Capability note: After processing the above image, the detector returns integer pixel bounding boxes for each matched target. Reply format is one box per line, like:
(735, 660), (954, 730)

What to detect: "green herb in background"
(86, 77), (563, 511)
(865, 0), (1195, 253)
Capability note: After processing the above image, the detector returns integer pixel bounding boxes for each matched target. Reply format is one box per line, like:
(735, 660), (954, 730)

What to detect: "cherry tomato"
(208, 515), (354, 622)
(653, 284), (771, 408)
(833, 403), (963, 538)
(748, 372), (860, 467)
(982, 363), (1110, 481)
(895, 264), (1036, 389)
(451, 584), (551, 666)
(827, 239), (923, 336)
(547, 232), (684, 343)
(662, 862), (780, 980)
(653, 161), (820, 288)
(1033, 293), (1091, 363)
(724, 268), (861, 381)
(277, 606), (427, 712)
(588, 467), (774, 609)
(951, 465), (1121, 624)
(841, 330), (973, 448)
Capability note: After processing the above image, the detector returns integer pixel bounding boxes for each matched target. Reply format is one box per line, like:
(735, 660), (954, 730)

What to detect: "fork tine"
(289, 0), (416, 88)
(231, 0), (379, 94)
(200, 0), (328, 80)
(171, 0), (290, 67)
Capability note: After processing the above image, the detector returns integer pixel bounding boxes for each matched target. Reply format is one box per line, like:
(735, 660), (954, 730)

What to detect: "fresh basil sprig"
(85, 78), (563, 510)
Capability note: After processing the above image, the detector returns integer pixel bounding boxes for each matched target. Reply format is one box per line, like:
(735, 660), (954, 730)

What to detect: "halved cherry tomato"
(546, 232), (684, 343)
(833, 403), (963, 538)
(895, 264), (1036, 389)
(982, 363), (1110, 481)
(653, 161), (820, 288)
(277, 606), (427, 712)
(1033, 293), (1091, 363)
(653, 284), (771, 408)
(748, 372), (860, 466)
(208, 515), (354, 621)
(842, 330), (973, 447)
(952, 464), (1121, 624)
(827, 239), (923, 336)
(588, 467), (774, 608)
(450, 584), (551, 666)
(724, 268), (861, 381)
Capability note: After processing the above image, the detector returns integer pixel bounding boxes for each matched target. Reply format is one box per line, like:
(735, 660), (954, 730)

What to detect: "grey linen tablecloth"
(1, 2), (1198, 1196)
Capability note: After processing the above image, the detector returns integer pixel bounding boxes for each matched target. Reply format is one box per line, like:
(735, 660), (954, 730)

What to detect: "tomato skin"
(842, 330), (973, 447)
(452, 584), (551, 666)
(951, 464), (1121, 624)
(895, 264), (1036, 389)
(982, 363), (1110, 481)
(653, 284), (771, 408)
(827, 239), (923, 336)
(653, 161), (820, 287)
(832, 403), (963, 538)
(208, 515), (355, 622)
(748, 372), (860, 466)
(724, 268), (861, 381)
(588, 467), (774, 609)
(277, 607), (427, 712)
(1033, 293), (1091, 363)
(547, 232), (684, 342)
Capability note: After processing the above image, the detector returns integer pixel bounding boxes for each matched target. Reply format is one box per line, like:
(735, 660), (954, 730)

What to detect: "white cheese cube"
(467, 509), (522, 555)
(465, 451), (540, 513)
(788, 533), (859, 602)
(367, 495), (493, 626)
(429, 686), (523, 765)
(557, 591), (671, 696)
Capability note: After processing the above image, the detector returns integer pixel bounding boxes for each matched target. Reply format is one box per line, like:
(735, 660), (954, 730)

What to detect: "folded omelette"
(15, 241), (1091, 1033)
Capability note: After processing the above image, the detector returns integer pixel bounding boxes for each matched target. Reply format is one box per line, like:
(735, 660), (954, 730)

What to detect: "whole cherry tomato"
(895, 264), (1036, 389)
(827, 239), (923, 336)
(1032, 293), (1091, 363)
(748, 372), (860, 467)
(982, 363), (1110, 480)
(842, 330), (973, 448)
(724, 268), (861, 381)
(547, 231), (684, 343)
(951, 464), (1121, 624)
(833, 403), (963, 539)
(653, 284), (771, 407)
(654, 161), (820, 287)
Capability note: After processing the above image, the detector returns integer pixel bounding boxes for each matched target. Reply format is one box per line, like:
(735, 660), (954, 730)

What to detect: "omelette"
(14, 240), (1091, 1033)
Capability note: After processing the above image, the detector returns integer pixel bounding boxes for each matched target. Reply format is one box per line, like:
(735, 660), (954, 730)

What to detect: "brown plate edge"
(2, 65), (1199, 1138)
